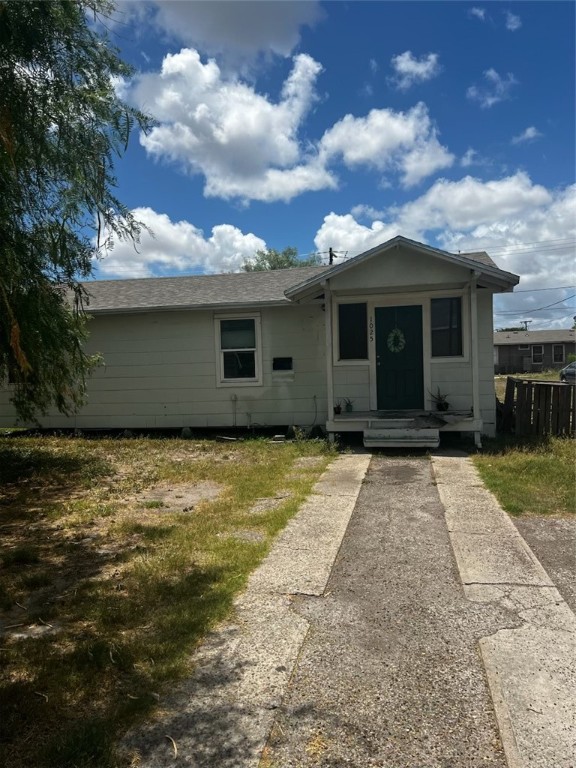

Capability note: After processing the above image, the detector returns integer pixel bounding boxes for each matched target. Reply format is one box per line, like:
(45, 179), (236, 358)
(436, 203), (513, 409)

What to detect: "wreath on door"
(387, 327), (406, 353)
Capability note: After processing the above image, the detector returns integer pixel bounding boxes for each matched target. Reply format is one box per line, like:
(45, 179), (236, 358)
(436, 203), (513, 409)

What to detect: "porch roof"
(285, 235), (520, 302)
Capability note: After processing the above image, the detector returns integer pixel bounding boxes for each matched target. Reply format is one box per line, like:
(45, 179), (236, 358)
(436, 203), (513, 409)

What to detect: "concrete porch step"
(363, 428), (440, 449)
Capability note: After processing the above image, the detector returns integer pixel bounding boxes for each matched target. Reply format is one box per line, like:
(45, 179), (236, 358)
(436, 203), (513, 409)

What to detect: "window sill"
(217, 379), (262, 388)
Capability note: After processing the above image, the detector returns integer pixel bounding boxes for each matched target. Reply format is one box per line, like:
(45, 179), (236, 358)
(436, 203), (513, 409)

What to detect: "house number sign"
(369, 316), (374, 343)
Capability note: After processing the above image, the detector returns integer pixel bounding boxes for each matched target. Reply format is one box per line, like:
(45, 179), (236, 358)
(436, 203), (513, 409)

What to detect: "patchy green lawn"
(0, 435), (335, 768)
(473, 436), (575, 517)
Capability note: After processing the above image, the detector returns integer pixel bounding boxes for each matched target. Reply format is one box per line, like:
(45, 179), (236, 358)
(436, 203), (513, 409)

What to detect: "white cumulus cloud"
(469, 7), (486, 21)
(314, 213), (402, 258)
(129, 50), (334, 202)
(319, 102), (454, 188)
(460, 148), (478, 167)
(396, 172), (551, 232)
(505, 11), (522, 31)
(315, 173), (566, 264)
(390, 51), (441, 90)
(314, 175), (576, 327)
(511, 126), (543, 145)
(114, 0), (322, 65)
(128, 52), (453, 201)
(467, 68), (518, 108)
(97, 207), (266, 278)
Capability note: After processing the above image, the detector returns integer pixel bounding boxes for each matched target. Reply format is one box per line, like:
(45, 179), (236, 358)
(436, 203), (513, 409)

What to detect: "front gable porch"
(286, 236), (519, 448)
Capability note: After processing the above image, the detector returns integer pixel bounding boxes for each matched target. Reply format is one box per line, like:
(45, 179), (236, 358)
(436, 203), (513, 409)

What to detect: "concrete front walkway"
(433, 454), (576, 768)
(122, 451), (575, 768)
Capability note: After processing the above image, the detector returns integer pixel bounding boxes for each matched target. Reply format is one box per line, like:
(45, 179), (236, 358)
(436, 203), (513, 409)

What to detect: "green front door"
(376, 305), (424, 410)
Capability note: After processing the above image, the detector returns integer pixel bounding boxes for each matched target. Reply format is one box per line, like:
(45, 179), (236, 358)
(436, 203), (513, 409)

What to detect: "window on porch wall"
(338, 302), (368, 360)
(431, 297), (462, 357)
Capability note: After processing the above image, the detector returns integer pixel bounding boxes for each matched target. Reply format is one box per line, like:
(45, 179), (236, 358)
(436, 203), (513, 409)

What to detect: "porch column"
(470, 272), (481, 447)
(323, 281), (335, 431)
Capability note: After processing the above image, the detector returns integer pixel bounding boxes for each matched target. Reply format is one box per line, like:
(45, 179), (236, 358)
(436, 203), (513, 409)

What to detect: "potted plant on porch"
(429, 387), (450, 412)
(343, 397), (354, 413)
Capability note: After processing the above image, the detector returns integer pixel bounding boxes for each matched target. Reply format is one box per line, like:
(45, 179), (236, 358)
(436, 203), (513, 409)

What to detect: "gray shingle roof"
(494, 329), (576, 345)
(459, 251), (497, 268)
(83, 266), (330, 314)
(81, 238), (515, 315)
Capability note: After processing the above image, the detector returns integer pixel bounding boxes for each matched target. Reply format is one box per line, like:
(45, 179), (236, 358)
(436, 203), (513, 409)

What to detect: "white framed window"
(215, 314), (262, 386)
(553, 344), (564, 364)
(532, 345), (544, 364)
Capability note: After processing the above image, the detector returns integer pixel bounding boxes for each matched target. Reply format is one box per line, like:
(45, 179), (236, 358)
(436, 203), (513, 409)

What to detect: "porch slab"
(327, 410), (480, 436)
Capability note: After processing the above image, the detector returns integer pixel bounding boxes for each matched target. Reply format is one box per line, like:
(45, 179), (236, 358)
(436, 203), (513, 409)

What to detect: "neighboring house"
(494, 329), (576, 374)
(0, 236), (519, 447)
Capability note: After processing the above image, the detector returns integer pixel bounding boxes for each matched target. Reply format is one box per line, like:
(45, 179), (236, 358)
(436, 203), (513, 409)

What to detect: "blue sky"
(98, 1), (575, 329)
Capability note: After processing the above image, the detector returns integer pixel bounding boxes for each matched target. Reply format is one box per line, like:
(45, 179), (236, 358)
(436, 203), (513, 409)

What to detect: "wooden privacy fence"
(503, 377), (575, 437)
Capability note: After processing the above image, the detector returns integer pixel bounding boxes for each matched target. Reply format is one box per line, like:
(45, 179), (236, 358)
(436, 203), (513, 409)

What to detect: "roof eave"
(86, 298), (294, 316)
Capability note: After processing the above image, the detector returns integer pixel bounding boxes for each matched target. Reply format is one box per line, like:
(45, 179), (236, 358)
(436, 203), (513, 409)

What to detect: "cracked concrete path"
(120, 453), (370, 767)
(121, 451), (574, 768)
(432, 454), (576, 768)
(264, 455), (513, 767)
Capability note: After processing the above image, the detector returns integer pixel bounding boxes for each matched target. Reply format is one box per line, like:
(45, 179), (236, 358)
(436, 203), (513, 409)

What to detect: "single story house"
(494, 329), (576, 374)
(0, 236), (519, 448)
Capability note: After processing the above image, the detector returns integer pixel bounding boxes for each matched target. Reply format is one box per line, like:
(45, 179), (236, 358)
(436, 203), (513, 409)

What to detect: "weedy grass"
(0, 435), (335, 768)
(473, 435), (575, 517)
(494, 369), (562, 401)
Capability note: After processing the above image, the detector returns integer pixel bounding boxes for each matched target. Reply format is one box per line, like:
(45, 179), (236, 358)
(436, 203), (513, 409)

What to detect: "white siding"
(0, 306), (328, 430)
(0, 250), (502, 438)
(330, 245), (471, 292)
(333, 366), (370, 411)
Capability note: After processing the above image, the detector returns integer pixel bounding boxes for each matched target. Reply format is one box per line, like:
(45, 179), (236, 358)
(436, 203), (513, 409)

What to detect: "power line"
(495, 308), (575, 315)
(462, 237), (576, 254)
(302, 238), (576, 263)
(494, 293), (576, 314)
(510, 285), (575, 293)
(522, 293), (575, 310)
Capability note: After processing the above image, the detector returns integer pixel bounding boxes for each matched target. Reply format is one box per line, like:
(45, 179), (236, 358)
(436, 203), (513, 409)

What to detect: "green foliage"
(0, 0), (149, 421)
(473, 436), (575, 517)
(242, 246), (321, 271)
(567, 353), (576, 363)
